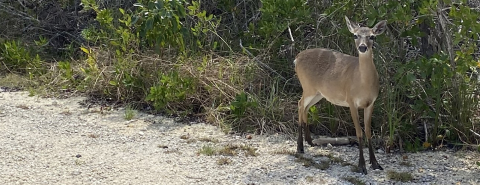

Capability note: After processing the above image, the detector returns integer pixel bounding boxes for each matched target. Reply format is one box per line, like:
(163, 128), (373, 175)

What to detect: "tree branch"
(239, 39), (286, 81)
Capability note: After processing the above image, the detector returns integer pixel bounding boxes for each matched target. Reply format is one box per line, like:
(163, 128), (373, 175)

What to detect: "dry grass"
(293, 153), (330, 170)
(198, 145), (216, 156)
(218, 144), (258, 157)
(216, 157), (232, 165)
(240, 145), (258, 157)
(198, 137), (219, 143)
(0, 73), (32, 89)
(218, 146), (237, 156)
(180, 135), (190, 140)
(305, 176), (314, 183)
(272, 148), (295, 155)
(313, 153), (344, 163)
(186, 139), (197, 144)
(74, 159), (85, 165)
(387, 170), (414, 182)
(124, 106), (136, 120)
(343, 176), (366, 185)
(164, 149), (182, 154)
(400, 161), (413, 167)
(60, 110), (72, 115)
(183, 54), (299, 135)
(350, 165), (359, 173)
(88, 134), (99, 138)
(16, 105), (29, 109)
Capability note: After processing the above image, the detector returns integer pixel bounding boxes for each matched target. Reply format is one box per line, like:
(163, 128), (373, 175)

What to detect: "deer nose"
(358, 45), (367, 53)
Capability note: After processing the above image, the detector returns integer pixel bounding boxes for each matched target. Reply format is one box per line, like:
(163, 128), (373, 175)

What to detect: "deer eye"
(353, 35), (358, 39)
(369, 36), (376, 40)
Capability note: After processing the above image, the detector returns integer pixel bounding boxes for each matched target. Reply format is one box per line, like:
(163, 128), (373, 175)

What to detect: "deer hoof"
(371, 163), (383, 170)
(357, 165), (368, 175)
(296, 145), (305, 153)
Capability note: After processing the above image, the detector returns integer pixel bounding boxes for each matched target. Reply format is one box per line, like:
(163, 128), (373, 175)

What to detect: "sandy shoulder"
(0, 91), (479, 185)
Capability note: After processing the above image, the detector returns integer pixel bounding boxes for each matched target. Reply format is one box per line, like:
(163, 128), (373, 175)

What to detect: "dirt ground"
(1, 91), (479, 185)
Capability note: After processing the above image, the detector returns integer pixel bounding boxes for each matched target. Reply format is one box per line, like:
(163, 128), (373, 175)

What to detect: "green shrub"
(146, 70), (195, 111)
(133, 0), (187, 53)
(0, 40), (43, 76)
(230, 92), (257, 118)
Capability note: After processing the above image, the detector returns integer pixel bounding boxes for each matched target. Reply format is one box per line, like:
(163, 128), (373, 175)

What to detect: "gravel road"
(1, 91), (479, 185)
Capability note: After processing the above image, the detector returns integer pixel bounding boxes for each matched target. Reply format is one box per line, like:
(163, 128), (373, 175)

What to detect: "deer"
(294, 16), (387, 174)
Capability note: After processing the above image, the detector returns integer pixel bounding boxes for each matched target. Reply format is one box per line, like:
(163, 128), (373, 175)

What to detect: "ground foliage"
(1, 0), (480, 151)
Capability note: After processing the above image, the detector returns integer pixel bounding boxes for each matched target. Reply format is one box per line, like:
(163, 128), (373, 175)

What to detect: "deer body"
(295, 17), (387, 174)
(295, 49), (379, 108)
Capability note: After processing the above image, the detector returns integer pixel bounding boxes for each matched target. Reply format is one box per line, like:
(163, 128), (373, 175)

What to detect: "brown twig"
(239, 39), (286, 81)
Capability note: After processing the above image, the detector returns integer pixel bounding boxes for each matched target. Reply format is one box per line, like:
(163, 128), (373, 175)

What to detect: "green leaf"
(131, 16), (139, 25)
(187, 6), (196, 11)
(146, 17), (153, 30)
(406, 73), (416, 83)
(109, 80), (118, 86)
(157, 0), (165, 9)
(148, 1), (155, 10)
(367, 18), (376, 27)
(109, 41), (119, 46)
(80, 47), (89, 54)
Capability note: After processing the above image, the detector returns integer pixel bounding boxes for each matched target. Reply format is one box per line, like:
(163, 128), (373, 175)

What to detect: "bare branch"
(470, 129), (480, 138)
(239, 39), (286, 81)
(0, 2), (39, 23)
(287, 26), (294, 42)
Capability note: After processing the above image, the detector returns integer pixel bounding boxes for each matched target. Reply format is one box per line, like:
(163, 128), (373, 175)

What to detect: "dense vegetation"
(1, 0), (479, 152)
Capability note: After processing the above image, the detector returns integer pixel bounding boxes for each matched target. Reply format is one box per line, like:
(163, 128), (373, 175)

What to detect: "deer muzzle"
(358, 45), (367, 53)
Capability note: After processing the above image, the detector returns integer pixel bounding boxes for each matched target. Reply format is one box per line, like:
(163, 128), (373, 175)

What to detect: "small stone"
(75, 154), (82, 158)
(139, 131), (144, 135)
(377, 149), (384, 154)
(246, 135), (253, 139)
(327, 143), (333, 149)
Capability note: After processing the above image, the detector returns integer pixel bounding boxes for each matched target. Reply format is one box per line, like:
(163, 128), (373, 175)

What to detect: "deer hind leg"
(297, 93), (323, 153)
(349, 103), (367, 174)
(364, 104), (383, 170)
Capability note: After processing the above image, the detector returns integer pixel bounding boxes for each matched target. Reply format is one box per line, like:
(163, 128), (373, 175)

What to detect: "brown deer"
(294, 16), (387, 174)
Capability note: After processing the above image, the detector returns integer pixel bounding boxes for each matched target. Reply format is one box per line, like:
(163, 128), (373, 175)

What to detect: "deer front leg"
(349, 104), (367, 174)
(297, 124), (304, 153)
(364, 104), (383, 170)
(297, 100), (305, 153)
(304, 123), (316, 147)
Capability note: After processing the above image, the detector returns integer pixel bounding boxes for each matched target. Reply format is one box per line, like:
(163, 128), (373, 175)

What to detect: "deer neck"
(358, 51), (378, 84)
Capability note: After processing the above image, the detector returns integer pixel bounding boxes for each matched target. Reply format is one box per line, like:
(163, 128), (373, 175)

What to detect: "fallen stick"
(313, 136), (357, 146)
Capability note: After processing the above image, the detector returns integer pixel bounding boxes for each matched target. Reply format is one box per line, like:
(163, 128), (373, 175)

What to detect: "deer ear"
(345, 16), (359, 33)
(372, 20), (387, 35)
